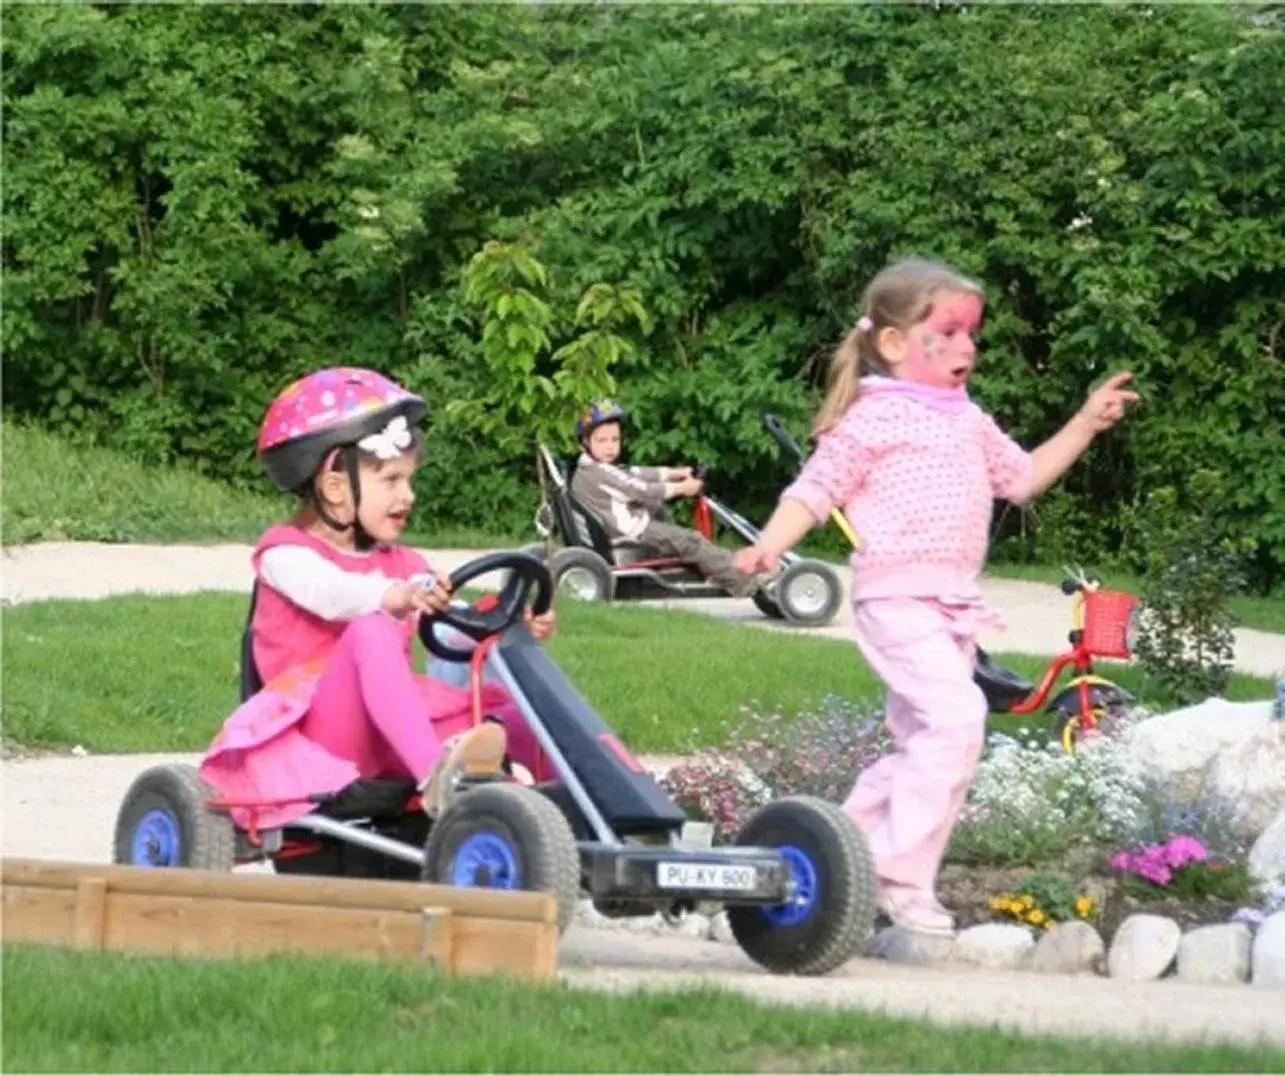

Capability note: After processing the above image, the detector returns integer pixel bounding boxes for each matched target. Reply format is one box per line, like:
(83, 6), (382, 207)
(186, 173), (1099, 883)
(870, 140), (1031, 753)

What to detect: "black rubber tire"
(552, 547), (615, 603)
(752, 587), (785, 619)
(777, 560), (843, 628)
(1047, 682), (1133, 750)
(727, 796), (876, 976)
(1049, 709), (1088, 754)
(422, 784), (581, 934)
(113, 764), (235, 872)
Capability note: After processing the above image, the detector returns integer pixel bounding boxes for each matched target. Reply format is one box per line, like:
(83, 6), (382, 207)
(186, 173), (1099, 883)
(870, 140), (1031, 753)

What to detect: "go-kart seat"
(557, 457), (621, 563)
(558, 456), (690, 569)
(974, 646), (1035, 711)
(239, 583), (265, 703)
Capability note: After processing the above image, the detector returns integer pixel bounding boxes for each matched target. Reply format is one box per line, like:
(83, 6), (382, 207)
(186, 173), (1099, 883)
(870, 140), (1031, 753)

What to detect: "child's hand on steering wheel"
(383, 579), (453, 619)
(525, 609), (556, 641)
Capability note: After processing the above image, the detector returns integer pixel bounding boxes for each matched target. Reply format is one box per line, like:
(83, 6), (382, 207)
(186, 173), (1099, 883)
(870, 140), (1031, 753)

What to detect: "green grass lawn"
(1, 591), (1275, 757)
(5, 947), (1281, 1074)
(1, 420), (513, 550)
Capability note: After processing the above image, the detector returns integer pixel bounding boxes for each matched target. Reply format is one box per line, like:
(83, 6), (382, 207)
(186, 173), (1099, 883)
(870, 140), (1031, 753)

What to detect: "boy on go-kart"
(570, 400), (772, 599)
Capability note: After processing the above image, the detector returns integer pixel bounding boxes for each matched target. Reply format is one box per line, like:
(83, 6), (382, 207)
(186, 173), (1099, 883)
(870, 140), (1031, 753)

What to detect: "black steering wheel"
(417, 551), (553, 664)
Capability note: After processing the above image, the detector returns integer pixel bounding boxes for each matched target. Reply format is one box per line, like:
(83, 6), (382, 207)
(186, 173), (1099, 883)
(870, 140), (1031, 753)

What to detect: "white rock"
(862, 926), (955, 966)
(1251, 910), (1285, 988)
(1250, 807), (1285, 889)
(1121, 698), (1273, 804)
(1206, 721), (1285, 841)
(1028, 920), (1106, 975)
(1107, 914), (1181, 981)
(951, 923), (1035, 969)
(680, 821), (715, 849)
(1176, 923), (1252, 984)
(620, 912), (666, 934)
(669, 912), (711, 940)
(709, 910), (736, 945)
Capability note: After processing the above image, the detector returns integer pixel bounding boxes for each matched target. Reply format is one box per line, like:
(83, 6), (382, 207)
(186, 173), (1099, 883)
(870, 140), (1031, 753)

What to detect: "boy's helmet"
(576, 399), (628, 441)
(257, 367), (426, 493)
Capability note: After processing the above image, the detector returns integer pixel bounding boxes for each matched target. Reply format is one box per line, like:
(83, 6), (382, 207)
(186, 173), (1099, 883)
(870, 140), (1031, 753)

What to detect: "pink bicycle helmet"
(257, 367), (427, 493)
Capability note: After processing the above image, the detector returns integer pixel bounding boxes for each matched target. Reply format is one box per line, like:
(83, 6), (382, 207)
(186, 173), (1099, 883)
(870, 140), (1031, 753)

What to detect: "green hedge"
(4, 5), (1283, 586)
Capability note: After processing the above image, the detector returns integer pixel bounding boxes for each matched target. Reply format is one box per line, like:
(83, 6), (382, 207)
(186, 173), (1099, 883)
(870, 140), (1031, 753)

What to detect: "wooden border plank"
(73, 877), (107, 950)
(1, 859), (560, 981)
(1, 858), (555, 923)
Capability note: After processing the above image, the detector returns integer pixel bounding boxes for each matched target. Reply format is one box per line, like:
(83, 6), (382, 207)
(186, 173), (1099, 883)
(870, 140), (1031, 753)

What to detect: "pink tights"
(300, 613), (540, 782)
(842, 598), (987, 898)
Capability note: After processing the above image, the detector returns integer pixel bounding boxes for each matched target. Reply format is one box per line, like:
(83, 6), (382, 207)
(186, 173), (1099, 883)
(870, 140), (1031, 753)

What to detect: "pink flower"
(1163, 835), (1208, 868)
(1138, 862), (1173, 886)
(1110, 852), (1133, 872)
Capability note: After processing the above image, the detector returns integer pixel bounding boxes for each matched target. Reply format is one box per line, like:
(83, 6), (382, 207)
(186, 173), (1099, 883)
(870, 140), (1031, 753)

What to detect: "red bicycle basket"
(1082, 589), (1138, 659)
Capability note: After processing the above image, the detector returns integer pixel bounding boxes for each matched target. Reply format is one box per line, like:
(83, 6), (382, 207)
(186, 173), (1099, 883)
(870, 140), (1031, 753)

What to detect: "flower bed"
(658, 695), (1280, 949)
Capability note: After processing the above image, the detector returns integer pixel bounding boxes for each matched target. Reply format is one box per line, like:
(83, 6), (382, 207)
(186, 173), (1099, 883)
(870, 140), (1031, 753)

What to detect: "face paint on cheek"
(906, 330), (945, 379)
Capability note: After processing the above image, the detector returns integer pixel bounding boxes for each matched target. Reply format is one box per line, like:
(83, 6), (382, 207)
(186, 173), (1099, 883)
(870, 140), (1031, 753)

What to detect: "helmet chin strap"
(310, 446), (377, 551)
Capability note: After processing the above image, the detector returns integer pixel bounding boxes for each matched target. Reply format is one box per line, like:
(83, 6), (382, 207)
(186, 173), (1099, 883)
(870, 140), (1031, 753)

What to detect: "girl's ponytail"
(813, 328), (864, 436)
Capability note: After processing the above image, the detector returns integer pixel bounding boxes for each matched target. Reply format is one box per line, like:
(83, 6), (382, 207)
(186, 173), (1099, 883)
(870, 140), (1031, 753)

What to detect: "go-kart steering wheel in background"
(418, 551), (553, 663)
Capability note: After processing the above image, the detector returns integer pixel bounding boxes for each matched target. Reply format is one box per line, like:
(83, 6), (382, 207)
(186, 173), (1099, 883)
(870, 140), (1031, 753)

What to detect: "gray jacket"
(570, 453), (668, 541)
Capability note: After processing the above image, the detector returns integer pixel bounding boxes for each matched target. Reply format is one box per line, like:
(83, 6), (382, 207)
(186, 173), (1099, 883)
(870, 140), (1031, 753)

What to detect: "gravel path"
(3, 540), (1284, 1048)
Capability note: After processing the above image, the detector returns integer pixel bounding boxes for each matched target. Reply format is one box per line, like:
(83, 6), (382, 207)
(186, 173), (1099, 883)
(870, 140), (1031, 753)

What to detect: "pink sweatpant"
(300, 613), (540, 783)
(842, 598), (988, 897)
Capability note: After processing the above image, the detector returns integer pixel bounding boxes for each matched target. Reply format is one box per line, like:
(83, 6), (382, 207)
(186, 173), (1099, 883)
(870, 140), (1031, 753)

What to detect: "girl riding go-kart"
(114, 371), (879, 975)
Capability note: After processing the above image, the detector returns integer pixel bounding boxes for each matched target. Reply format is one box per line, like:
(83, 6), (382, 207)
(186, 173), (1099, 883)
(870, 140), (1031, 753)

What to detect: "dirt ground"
(3, 541), (1284, 1048)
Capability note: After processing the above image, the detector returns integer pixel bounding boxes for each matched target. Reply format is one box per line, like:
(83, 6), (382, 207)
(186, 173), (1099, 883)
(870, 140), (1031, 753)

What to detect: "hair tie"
(856, 315), (874, 333)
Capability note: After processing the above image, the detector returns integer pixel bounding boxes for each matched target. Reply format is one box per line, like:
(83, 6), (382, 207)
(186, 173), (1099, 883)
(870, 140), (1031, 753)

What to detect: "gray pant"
(639, 520), (760, 597)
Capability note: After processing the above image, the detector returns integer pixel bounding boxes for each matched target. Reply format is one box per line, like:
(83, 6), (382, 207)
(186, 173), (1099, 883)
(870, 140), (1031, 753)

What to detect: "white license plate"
(657, 861), (758, 892)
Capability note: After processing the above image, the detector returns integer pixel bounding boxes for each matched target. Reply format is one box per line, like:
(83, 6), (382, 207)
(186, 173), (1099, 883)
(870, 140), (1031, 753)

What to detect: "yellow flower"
(1019, 895), (1036, 911)
(989, 896), (1011, 912)
(1075, 896), (1094, 917)
(1026, 909), (1046, 926)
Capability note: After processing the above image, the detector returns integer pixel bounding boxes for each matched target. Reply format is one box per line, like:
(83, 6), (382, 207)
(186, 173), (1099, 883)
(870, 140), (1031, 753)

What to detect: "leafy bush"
(4, 5), (1283, 583)
(1131, 476), (1250, 704)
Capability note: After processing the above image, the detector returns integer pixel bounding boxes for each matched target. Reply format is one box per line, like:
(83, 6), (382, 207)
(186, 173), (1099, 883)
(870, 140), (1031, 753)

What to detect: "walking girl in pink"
(200, 367), (552, 830)
(733, 259), (1139, 935)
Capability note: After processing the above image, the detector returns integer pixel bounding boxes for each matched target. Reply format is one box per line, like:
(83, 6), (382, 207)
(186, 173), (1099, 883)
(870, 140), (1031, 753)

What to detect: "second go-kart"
(524, 442), (844, 628)
(114, 551), (877, 975)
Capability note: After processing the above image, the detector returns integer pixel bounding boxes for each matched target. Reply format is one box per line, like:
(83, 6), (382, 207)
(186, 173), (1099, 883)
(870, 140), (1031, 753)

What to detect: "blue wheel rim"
(131, 807), (182, 867)
(450, 831), (520, 889)
(761, 843), (819, 928)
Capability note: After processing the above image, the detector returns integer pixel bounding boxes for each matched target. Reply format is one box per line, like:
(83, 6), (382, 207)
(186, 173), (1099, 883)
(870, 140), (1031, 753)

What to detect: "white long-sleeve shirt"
(258, 545), (433, 621)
